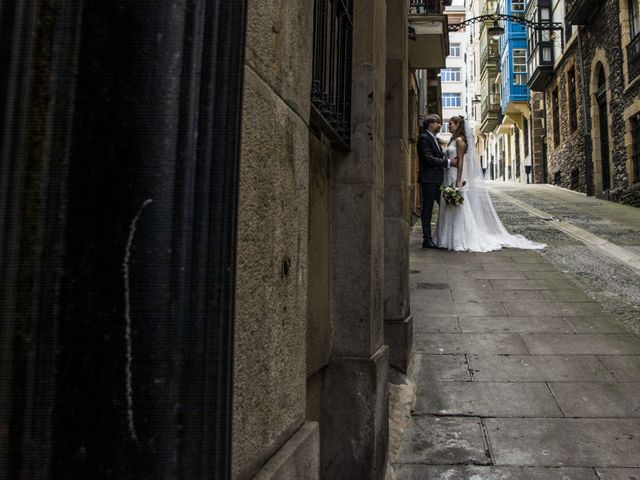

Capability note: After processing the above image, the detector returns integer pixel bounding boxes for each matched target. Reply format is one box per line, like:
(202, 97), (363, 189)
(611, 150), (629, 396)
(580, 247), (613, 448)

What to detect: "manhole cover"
(410, 270), (421, 274)
(416, 283), (449, 289)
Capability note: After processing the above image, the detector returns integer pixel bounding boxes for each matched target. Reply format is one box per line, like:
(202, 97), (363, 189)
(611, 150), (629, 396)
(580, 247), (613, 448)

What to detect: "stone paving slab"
(549, 382), (640, 417)
(413, 382), (562, 417)
(523, 271), (574, 280)
(449, 270), (528, 280)
(481, 263), (557, 272)
(595, 468), (640, 479)
(563, 316), (628, 333)
(394, 465), (598, 480)
(458, 316), (573, 334)
(541, 289), (593, 302)
(485, 418), (640, 467)
(396, 416), (490, 465)
(490, 279), (579, 290)
(598, 356), (640, 382)
(468, 355), (616, 382)
(421, 301), (508, 317)
(521, 334), (640, 355)
(451, 290), (548, 303)
(412, 315), (460, 333)
(414, 333), (529, 355)
(504, 301), (608, 317)
(415, 355), (470, 382)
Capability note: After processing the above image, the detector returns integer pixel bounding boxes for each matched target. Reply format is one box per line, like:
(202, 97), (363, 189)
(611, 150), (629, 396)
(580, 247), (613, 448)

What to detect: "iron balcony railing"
(311, 0), (353, 148)
(481, 96), (501, 118)
(409, 0), (442, 15)
(628, 32), (640, 83)
(480, 45), (500, 72)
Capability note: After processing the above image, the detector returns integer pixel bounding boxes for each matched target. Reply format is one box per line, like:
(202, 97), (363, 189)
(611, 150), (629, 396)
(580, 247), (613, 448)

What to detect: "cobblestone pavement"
(394, 183), (640, 479)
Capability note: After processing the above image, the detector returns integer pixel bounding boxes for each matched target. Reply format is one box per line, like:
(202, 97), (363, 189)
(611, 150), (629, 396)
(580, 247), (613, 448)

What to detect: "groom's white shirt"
(427, 130), (450, 168)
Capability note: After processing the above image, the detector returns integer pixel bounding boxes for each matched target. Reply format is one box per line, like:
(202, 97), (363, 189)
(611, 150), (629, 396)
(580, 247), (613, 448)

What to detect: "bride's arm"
(455, 138), (465, 188)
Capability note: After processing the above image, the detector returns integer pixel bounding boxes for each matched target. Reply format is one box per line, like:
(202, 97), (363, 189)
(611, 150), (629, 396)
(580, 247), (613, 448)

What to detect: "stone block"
(384, 217), (409, 321)
(452, 290), (547, 303)
(458, 316), (573, 334)
(393, 465), (598, 479)
(413, 315), (460, 333)
(549, 383), (640, 417)
(468, 355), (615, 382)
(414, 333), (529, 355)
(503, 301), (607, 317)
(521, 334), (640, 355)
(254, 422), (320, 480)
(413, 382), (562, 417)
(596, 468), (640, 480)
(598, 355), (640, 381)
(321, 346), (389, 480)
(485, 418), (640, 467)
(384, 315), (413, 373)
(415, 354), (471, 382)
(563, 316), (628, 333)
(396, 417), (490, 465)
(244, 0), (312, 119)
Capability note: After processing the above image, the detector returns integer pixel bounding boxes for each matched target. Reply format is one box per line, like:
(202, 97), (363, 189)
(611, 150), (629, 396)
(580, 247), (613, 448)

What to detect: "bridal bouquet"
(440, 183), (465, 206)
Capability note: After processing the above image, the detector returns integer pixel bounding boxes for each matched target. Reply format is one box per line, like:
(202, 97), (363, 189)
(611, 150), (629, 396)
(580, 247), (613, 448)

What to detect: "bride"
(433, 115), (545, 252)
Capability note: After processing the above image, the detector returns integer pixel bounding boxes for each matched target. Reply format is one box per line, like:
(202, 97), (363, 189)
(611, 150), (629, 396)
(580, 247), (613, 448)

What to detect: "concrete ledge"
(322, 346), (389, 480)
(384, 316), (413, 373)
(253, 422), (320, 480)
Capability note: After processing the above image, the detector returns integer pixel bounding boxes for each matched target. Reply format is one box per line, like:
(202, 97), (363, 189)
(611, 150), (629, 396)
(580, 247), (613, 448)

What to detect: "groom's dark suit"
(417, 131), (449, 243)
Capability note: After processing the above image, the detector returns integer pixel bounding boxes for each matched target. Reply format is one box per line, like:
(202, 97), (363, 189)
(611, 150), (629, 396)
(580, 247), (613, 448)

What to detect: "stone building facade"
(1, 0), (442, 479)
(543, 0), (640, 205)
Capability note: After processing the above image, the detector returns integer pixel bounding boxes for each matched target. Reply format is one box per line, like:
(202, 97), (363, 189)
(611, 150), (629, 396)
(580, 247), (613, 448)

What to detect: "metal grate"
(628, 32), (640, 82)
(311, 0), (353, 147)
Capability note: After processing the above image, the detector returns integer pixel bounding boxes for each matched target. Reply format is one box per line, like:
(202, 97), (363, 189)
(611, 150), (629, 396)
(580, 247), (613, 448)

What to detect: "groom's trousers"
(420, 182), (440, 241)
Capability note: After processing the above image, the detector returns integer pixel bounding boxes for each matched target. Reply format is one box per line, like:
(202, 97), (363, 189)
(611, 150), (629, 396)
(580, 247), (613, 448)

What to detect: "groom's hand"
(449, 157), (458, 168)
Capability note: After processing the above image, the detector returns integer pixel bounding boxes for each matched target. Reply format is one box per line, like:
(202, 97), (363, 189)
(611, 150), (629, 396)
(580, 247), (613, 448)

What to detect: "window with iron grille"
(568, 68), (578, 133)
(570, 167), (580, 189)
(632, 113), (640, 182)
(552, 88), (560, 146)
(630, 0), (640, 38)
(311, 0), (353, 148)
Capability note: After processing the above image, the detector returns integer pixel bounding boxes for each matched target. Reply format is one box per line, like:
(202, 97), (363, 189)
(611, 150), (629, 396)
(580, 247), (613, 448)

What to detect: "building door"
(597, 69), (611, 191)
(0, 2), (247, 478)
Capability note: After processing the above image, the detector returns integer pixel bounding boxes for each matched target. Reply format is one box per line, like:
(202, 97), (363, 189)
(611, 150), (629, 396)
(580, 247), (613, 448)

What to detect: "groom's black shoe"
(422, 239), (437, 249)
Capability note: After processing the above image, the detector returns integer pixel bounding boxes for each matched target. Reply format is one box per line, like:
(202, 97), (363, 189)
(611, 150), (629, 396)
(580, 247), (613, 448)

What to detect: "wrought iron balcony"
(409, 0), (443, 15)
(480, 45), (500, 72)
(628, 33), (640, 83)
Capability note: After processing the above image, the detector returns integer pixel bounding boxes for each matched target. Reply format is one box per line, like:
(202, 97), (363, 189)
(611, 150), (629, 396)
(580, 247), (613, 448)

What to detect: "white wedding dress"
(433, 137), (545, 252)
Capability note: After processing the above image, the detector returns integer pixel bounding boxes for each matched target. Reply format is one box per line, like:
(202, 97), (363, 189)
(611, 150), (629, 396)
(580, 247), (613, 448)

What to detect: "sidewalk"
(394, 231), (640, 479)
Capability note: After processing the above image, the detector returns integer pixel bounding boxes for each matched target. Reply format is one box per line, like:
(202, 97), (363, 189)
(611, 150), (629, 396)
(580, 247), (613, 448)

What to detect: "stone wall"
(543, 0), (640, 205)
(233, 0), (316, 478)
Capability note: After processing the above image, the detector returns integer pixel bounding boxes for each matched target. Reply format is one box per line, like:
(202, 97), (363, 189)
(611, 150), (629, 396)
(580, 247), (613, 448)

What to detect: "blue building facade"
(498, 0), (529, 110)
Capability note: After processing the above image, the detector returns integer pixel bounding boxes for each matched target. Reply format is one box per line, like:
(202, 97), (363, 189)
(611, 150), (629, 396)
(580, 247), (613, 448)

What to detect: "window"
(513, 48), (527, 85)
(441, 120), (450, 133)
(311, 0), (353, 146)
(632, 113), (640, 182)
(552, 88), (561, 146)
(449, 43), (461, 57)
(630, 0), (640, 38)
(512, 0), (525, 12)
(567, 68), (578, 133)
(442, 93), (462, 108)
(440, 68), (461, 82)
(523, 116), (530, 157)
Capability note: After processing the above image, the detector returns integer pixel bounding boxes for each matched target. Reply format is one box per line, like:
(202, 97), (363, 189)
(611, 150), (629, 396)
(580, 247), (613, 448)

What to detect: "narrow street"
(394, 183), (640, 479)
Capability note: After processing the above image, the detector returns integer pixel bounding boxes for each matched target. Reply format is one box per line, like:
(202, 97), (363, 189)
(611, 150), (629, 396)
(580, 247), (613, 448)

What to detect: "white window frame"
(449, 43), (461, 57)
(441, 68), (462, 82)
(512, 48), (527, 85)
(442, 93), (462, 108)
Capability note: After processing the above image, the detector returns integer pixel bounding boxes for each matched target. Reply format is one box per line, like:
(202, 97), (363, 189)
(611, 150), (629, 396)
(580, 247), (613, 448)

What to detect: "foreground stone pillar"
(383, 0), (412, 373)
(322, 0), (389, 478)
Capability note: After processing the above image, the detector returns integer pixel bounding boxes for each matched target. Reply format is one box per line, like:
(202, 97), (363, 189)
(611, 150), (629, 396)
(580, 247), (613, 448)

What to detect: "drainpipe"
(577, 25), (594, 195)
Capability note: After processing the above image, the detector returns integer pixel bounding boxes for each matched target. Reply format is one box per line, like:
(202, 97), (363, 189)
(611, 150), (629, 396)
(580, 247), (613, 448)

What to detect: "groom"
(418, 114), (457, 249)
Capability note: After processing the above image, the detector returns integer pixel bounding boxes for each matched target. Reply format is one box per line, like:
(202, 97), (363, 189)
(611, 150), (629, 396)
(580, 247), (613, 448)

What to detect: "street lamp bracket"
(447, 14), (562, 32)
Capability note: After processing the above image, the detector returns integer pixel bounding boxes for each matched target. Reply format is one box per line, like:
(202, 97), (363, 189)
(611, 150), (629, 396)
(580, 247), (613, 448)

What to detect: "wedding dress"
(433, 126), (546, 252)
